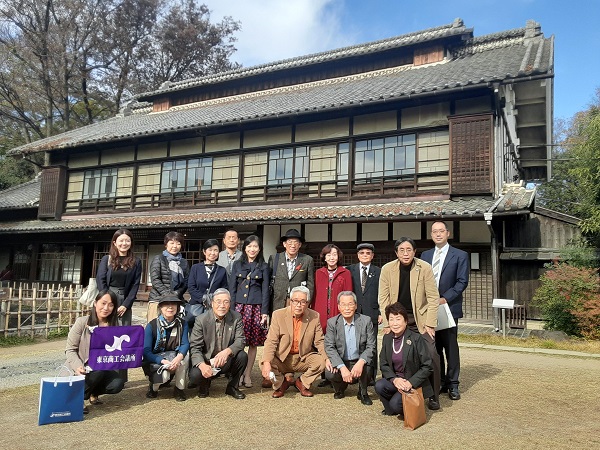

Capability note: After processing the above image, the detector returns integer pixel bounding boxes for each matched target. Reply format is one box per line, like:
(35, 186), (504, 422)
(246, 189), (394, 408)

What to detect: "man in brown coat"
(261, 286), (330, 398)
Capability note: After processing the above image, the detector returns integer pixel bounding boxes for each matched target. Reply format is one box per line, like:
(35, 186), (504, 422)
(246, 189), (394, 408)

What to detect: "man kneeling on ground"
(261, 286), (330, 398)
(324, 291), (376, 405)
(189, 288), (247, 399)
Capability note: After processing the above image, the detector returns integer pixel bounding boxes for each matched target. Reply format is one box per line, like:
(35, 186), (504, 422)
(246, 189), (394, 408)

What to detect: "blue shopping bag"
(38, 366), (85, 426)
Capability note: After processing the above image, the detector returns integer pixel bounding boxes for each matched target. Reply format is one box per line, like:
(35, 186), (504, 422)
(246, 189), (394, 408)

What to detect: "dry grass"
(1, 347), (599, 450)
(459, 333), (600, 354)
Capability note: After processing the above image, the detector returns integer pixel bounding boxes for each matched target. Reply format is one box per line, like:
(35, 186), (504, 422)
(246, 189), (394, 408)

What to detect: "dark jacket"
(268, 252), (314, 311)
(380, 328), (433, 399)
(96, 255), (142, 309)
(229, 260), (270, 315)
(347, 263), (381, 326)
(187, 262), (228, 305)
(148, 254), (189, 302)
(189, 309), (246, 367)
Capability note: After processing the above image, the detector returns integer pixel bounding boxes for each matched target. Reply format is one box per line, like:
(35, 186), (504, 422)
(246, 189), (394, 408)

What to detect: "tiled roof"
(0, 177), (41, 209)
(136, 19), (472, 99)
(0, 185), (535, 233)
(8, 21), (552, 156)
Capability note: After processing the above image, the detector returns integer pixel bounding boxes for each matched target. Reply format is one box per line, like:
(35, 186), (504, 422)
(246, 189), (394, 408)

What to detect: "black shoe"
(317, 379), (332, 388)
(160, 380), (172, 389)
(197, 386), (209, 398)
(225, 385), (246, 400)
(333, 391), (345, 400)
(146, 387), (158, 399)
(83, 406), (89, 414)
(427, 396), (440, 410)
(357, 392), (373, 405)
(174, 387), (187, 402)
(381, 409), (395, 416)
(448, 388), (461, 400)
(440, 386), (449, 394)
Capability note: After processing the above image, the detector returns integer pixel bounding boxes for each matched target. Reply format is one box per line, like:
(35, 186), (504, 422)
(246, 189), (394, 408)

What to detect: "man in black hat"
(268, 228), (315, 313)
(346, 243), (381, 382)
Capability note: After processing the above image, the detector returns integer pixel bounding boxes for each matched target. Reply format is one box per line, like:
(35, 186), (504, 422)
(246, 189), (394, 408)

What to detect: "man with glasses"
(421, 222), (469, 401)
(261, 286), (330, 398)
(268, 228), (315, 312)
(324, 291), (376, 405)
(378, 237), (442, 411)
(189, 288), (247, 399)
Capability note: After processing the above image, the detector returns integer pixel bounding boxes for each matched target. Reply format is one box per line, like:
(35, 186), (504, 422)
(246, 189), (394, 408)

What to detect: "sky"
(209, 0), (600, 121)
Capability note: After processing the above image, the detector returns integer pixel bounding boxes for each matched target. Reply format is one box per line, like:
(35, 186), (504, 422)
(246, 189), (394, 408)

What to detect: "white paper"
(435, 303), (456, 331)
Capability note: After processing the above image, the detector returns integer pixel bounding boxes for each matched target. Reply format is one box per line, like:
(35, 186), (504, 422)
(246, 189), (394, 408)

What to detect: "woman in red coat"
(313, 244), (353, 332)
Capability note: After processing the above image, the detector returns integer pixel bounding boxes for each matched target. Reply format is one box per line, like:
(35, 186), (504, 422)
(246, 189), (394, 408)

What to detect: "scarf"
(163, 250), (184, 291)
(154, 313), (183, 353)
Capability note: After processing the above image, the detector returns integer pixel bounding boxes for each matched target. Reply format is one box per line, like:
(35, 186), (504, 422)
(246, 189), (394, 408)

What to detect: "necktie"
(287, 258), (296, 279)
(361, 266), (368, 292)
(432, 249), (442, 286)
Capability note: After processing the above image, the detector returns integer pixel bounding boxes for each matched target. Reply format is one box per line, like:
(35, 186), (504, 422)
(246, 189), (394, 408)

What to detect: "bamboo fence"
(0, 282), (88, 338)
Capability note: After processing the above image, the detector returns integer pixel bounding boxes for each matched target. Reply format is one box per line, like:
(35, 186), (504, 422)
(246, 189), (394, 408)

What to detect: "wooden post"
(32, 287), (37, 339)
(17, 286), (23, 337)
(4, 288), (12, 337)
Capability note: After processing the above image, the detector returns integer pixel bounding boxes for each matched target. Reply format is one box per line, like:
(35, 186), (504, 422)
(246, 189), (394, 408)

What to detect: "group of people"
(65, 222), (469, 421)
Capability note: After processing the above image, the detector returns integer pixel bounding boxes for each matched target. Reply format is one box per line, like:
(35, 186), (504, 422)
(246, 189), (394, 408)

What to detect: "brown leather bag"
(401, 387), (426, 430)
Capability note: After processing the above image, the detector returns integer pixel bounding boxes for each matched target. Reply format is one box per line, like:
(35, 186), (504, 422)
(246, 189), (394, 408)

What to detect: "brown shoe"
(272, 377), (292, 398)
(261, 377), (273, 389)
(295, 378), (314, 397)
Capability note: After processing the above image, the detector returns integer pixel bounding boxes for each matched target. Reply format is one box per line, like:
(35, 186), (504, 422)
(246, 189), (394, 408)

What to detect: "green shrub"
(533, 262), (600, 338)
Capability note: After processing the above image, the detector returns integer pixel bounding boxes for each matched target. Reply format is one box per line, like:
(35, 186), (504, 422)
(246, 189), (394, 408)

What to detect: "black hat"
(356, 243), (375, 252)
(280, 228), (305, 244)
(157, 294), (184, 306)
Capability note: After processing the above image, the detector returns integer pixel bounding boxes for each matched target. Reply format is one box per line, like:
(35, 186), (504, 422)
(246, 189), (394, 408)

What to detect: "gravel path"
(1, 338), (599, 449)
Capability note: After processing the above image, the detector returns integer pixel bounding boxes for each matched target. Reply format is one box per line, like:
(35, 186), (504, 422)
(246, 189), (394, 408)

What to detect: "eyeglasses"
(213, 299), (231, 305)
(338, 303), (356, 309)
(396, 248), (414, 254)
(290, 299), (309, 305)
(431, 230), (448, 234)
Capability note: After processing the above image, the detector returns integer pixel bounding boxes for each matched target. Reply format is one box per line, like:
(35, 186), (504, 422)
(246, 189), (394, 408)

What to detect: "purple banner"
(88, 326), (144, 370)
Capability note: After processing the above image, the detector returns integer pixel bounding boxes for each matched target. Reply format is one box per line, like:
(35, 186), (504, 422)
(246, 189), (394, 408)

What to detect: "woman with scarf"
(65, 290), (125, 413)
(375, 303), (433, 418)
(142, 294), (190, 401)
(229, 235), (270, 388)
(147, 231), (190, 323)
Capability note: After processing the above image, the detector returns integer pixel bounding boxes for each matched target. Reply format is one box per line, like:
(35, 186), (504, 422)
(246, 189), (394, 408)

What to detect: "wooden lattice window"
(38, 166), (67, 220)
(449, 114), (494, 195)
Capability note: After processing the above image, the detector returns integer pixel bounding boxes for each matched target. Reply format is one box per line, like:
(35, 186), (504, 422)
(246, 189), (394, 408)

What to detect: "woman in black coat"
(147, 231), (189, 322)
(229, 235), (270, 387)
(375, 303), (433, 417)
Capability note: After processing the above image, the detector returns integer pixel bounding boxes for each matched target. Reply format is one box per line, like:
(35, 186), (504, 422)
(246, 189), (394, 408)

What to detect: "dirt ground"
(0, 340), (599, 450)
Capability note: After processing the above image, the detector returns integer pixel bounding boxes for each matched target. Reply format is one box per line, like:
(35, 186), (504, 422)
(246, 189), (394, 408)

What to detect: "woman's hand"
(75, 366), (86, 375)
(393, 377), (413, 392)
(166, 354), (184, 372)
(117, 305), (127, 317)
(260, 314), (269, 329)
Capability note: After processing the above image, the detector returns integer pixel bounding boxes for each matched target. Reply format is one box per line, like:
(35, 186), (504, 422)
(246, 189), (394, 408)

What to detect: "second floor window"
(83, 168), (117, 199)
(268, 147), (309, 185)
(354, 134), (416, 181)
(161, 157), (213, 193)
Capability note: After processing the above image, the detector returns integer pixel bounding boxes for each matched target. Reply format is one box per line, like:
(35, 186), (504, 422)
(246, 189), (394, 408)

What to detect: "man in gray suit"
(324, 291), (376, 405)
(268, 228), (315, 311)
(216, 229), (242, 276)
(189, 288), (247, 399)
(347, 242), (381, 383)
